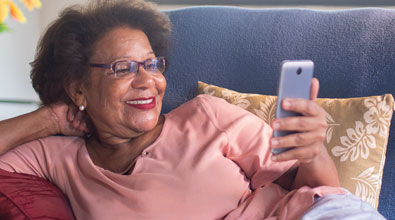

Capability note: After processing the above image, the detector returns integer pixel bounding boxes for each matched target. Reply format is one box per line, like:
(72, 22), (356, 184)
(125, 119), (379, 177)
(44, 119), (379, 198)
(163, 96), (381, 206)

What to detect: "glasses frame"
(89, 57), (167, 77)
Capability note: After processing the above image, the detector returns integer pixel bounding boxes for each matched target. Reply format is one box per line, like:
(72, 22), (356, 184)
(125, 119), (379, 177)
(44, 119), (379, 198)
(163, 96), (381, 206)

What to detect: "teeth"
(126, 98), (153, 105)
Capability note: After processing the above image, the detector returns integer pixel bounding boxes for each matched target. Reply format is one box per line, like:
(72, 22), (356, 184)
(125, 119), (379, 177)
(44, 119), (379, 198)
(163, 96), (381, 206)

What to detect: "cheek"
(156, 75), (167, 96)
(91, 79), (130, 110)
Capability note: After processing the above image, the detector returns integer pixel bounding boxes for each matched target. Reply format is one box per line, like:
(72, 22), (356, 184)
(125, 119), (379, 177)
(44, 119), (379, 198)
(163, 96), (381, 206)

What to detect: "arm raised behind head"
(0, 103), (90, 155)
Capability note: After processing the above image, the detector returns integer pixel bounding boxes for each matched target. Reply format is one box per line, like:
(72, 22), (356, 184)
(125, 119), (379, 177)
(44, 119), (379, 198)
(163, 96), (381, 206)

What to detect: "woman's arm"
(292, 144), (339, 189)
(0, 103), (89, 155)
(271, 78), (340, 189)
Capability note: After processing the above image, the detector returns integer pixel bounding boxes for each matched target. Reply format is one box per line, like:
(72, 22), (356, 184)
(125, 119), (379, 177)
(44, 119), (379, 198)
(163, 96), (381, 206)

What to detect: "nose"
(130, 64), (155, 89)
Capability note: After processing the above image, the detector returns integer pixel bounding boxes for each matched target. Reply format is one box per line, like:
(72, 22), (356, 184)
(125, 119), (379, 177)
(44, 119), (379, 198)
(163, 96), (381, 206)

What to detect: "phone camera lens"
(296, 68), (302, 75)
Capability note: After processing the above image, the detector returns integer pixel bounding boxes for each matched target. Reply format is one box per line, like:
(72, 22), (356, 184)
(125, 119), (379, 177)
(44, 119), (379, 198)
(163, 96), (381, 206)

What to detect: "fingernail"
(272, 156), (278, 161)
(272, 122), (279, 130)
(271, 139), (279, 146)
(283, 100), (291, 108)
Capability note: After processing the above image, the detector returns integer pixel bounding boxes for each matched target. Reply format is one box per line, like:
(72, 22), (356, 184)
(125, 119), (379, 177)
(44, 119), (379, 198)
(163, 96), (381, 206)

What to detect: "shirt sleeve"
(0, 138), (50, 180)
(0, 136), (79, 183)
(197, 94), (297, 190)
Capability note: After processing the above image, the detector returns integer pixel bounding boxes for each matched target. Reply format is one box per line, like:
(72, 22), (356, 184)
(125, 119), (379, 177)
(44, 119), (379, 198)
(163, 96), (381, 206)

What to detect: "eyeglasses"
(89, 57), (167, 77)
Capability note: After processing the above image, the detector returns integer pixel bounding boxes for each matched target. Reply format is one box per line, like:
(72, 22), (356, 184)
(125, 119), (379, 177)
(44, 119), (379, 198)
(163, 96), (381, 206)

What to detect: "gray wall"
(0, 0), (90, 120)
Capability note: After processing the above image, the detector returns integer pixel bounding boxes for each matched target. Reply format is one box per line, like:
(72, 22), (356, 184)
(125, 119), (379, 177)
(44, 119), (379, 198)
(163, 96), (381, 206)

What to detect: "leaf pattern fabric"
(332, 121), (376, 162)
(197, 81), (394, 209)
(352, 167), (379, 206)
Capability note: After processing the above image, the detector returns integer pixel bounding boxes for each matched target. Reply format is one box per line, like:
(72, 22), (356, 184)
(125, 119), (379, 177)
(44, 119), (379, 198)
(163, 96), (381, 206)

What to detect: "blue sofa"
(164, 6), (395, 219)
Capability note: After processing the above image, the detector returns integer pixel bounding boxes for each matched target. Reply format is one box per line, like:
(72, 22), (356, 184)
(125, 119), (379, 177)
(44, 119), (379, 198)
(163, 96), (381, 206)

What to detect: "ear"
(65, 81), (88, 109)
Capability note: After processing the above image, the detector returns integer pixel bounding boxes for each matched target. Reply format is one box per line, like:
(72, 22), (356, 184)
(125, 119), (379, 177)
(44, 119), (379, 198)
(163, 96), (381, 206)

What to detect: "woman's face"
(82, 27), (166, 143)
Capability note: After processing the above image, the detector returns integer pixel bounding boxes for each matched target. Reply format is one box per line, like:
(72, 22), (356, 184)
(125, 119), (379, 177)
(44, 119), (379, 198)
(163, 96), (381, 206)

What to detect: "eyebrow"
(113, 51), (155, 62)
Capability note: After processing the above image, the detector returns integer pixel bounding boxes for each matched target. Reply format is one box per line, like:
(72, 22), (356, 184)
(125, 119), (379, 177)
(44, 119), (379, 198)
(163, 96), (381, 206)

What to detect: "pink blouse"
(0, 95), (344, 219)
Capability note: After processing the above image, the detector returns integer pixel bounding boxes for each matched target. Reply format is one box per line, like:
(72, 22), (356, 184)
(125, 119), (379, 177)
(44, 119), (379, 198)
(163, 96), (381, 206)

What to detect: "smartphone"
(271, 60), (314, 155)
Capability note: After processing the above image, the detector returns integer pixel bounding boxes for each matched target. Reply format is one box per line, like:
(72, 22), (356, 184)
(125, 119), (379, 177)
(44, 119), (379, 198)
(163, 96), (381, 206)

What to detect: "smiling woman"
(0, 0), (387, 219)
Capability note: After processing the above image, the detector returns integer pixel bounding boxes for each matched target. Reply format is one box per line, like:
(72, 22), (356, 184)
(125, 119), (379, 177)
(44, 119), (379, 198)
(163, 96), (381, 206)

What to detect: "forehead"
(90, 27), (153, 63)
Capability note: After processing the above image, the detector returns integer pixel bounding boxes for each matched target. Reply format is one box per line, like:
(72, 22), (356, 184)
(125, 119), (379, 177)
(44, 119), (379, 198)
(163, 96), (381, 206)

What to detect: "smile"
(125, 97), (156, 110)
(126, 99), (153, 105)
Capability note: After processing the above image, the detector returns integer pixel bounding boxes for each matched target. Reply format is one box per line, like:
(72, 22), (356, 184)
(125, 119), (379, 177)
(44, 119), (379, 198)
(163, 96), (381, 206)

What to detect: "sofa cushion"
(0, 169), (75, 220)
(197, 81), (394, 209)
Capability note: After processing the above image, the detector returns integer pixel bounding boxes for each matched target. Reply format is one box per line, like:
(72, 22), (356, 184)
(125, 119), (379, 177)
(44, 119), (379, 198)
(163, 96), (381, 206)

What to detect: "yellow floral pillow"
(197, 81), (394, 209)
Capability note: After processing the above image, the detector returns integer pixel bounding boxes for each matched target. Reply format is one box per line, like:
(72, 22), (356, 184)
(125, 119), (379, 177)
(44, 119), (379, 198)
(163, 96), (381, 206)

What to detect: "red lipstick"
(125, 97), (156, 110)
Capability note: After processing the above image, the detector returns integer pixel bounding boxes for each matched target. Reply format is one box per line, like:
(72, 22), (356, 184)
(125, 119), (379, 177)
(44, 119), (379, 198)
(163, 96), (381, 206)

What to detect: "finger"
(72, 110), (84, 129)
(272, 116), (327, 133)
(271, 130), (325, 149)
(310, 77), (319, 100)
(281, 98), (323, 117)
(67, 104), (78, 121)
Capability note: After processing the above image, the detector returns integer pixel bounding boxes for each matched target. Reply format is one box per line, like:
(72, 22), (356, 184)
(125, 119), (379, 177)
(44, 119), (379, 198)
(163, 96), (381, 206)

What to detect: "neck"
(86, 115), (165, 173)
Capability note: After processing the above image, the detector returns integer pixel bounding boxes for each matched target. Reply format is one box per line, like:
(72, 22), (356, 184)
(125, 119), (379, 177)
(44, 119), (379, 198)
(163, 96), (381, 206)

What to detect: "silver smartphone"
(271, 60), (314, 155)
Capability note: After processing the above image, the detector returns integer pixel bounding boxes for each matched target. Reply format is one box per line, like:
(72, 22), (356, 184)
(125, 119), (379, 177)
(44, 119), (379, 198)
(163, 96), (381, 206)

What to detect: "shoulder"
(196, 94), (262, 120)
(8, 136), (84, 158)
(38, 135), (85, 147)
(0, 136), (85, 179)
(166, 94), (234, 121)
(27, 135), (84, 149)
(169, 94), (241, 115)
(167, 94), (265, 131)
(195, 94), (228, 104)
(193, 94), (246, 113)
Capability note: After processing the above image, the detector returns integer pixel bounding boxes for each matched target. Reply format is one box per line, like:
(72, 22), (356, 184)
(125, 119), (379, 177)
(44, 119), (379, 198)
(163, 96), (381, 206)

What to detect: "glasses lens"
(112, 58), (166, 77)
(114, 61), (138, 77)
(145, 57), (166, 73)
(144, 59), (158, 72)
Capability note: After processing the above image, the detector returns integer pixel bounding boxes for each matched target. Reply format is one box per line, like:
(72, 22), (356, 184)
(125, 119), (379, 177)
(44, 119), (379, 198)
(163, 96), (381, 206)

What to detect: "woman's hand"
(270, 78), (340, 188)
(46, 103), (91, 136)
(270, 78), (327, 164)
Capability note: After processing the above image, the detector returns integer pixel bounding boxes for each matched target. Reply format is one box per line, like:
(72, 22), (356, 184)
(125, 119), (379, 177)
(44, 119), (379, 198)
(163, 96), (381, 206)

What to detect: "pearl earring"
(79, 105), (85, 111)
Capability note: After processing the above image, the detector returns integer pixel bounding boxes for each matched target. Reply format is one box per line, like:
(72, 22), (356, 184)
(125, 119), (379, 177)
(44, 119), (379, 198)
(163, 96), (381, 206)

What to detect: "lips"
(125, 97), (156, 110)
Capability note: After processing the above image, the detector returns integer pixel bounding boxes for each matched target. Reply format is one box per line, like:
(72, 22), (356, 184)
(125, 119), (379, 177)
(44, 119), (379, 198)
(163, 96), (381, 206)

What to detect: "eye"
(145, 60), (159, 72)
(147, 63), (157, 71)
(114, 61), (131, 77)
(151, 57), (166, 73)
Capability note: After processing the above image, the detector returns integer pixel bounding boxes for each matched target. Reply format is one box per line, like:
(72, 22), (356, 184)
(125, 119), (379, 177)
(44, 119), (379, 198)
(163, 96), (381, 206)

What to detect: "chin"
(135, 115), (160, 131)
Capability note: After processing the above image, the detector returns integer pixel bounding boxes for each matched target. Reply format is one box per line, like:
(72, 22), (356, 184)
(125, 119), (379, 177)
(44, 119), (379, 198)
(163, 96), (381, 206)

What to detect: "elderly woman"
(0, 0), (385, 219)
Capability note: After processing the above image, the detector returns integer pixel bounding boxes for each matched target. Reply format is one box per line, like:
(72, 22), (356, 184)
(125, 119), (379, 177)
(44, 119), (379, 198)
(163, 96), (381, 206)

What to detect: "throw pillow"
(0, 169), (75, 220)
(197, 81), (394, 209)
